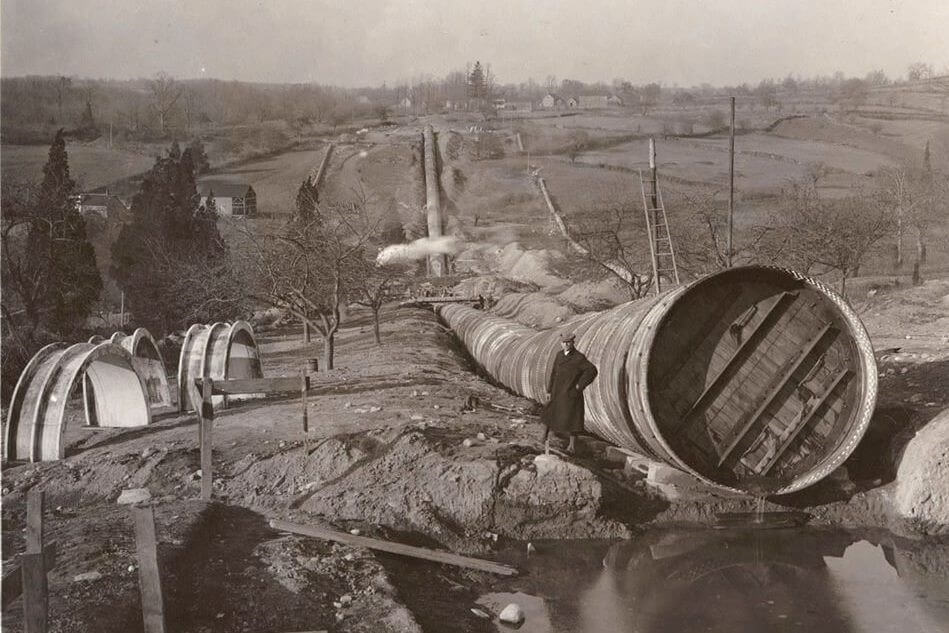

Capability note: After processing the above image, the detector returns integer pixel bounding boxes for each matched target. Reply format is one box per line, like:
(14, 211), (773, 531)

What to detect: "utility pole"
(727, 96), (735, 268)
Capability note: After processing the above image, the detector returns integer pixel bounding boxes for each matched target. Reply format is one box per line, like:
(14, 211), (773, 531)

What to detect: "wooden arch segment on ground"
(112, 328), (173, 410)
(88, 329), (173, 413)
(4, 342), (152, 462)
(177, 321), (264, 412)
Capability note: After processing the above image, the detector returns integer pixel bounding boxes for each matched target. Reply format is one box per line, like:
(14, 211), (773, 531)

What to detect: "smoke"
(376, 236), (463, 265)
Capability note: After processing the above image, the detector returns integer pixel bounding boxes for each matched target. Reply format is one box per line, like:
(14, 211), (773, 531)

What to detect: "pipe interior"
(645, 268), (865, 491)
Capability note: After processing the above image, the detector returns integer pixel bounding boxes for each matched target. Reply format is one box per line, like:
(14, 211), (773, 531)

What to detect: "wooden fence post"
(23, 488), (47, 632)
(21, 554), (47, 633)
(26, 489), (44, 553)
(301, 370), (309, 435)
(197, 379), (214, 501)
(132, 507), (166, 633)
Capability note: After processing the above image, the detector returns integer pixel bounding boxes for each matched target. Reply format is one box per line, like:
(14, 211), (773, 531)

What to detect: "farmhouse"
(607, 94), (624, 106)
(540, 93), (566, 109)
(197, 181), (258, 217)
(578, 95), (609, 109)
(566, 96), (579, 108)
(74, 192), (128, 219)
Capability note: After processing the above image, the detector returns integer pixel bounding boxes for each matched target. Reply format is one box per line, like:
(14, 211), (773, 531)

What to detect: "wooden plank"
(21, 552), (47, 633)
(270, 519), (518, 577)
(673, 292), (796, 435)
(132, 507), (166, 633)
(717, 323), (835, 467)
(26, 489), (44, 553)
(198, 378), (213, 501)
(658, 286), (744, 384)
(2, 543), (56, 611)
(760, 369), (852, 475)
(196, 376), (303, 395)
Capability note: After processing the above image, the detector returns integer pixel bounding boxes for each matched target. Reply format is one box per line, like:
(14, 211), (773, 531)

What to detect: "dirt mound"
(557, 276), (631, 311)
(294, 429), (630, 551)
(491, 292), (577, 328)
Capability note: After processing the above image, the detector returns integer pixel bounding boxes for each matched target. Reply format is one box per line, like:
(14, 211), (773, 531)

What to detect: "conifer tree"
(29, 129), (102, 335)
(112, 142), (233, 334)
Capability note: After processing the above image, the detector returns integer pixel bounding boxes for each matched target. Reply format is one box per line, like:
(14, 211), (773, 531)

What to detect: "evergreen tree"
(112, 142), (231, 334)
(27, 130), (102, 335)
(468, 61), (487, 100)
(189, 137), (211, 174)
(293, 178), (320, 227)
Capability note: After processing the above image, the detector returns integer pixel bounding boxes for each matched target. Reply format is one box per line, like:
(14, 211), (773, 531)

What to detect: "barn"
(197, 182), (258, 217)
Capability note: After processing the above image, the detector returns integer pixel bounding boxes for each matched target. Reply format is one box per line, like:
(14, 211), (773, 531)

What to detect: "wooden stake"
(132, 507), (166, 633)
(198, 378), (214, 501)
(301, 370), (309, 435)
(270, 519), (518, 576)
(21, 553), (47, 633)
(26, 489), (44, 553)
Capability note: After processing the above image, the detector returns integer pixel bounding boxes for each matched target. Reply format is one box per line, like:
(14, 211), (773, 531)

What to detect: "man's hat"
(559, 331), (576, 342)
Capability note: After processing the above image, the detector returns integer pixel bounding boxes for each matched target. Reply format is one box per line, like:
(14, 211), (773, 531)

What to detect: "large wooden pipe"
(439, 266), (877, 495)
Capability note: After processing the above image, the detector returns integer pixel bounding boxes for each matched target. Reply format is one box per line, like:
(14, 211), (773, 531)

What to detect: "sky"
(2, 0), (948, 87)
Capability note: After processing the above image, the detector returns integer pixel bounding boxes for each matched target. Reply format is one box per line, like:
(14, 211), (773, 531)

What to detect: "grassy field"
(200, 144), (329, 216)
(1, 143), (157, 190)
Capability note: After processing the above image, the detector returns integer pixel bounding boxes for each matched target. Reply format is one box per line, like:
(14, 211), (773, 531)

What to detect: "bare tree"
(761, 181), (892, 294)
(236, 194), (384, 370)
(568, 202), (654, 299)
(352, 261), (410, 344)
(149, 72), (182, 136)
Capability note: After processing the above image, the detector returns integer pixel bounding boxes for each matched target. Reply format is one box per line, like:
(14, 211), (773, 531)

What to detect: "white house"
(197, 182), (258, 217)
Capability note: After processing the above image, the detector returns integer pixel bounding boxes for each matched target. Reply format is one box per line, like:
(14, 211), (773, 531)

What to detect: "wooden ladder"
(640, 170), (680, 294)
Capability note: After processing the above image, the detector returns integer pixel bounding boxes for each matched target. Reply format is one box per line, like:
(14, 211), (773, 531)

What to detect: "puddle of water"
(480, 528), (949, 633)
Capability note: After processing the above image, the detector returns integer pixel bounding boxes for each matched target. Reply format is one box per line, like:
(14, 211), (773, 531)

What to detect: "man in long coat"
(541, 331), (598, 454)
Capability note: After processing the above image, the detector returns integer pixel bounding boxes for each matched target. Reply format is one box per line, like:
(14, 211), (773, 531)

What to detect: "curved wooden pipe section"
(177, 321), (263, 412)
(88, 328), (172, 410)
(4, 342), (152, 462)
(439, 266), (877, 495)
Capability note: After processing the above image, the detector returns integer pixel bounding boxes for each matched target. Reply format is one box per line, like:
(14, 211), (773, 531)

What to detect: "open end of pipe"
(643, 267), (875, 495)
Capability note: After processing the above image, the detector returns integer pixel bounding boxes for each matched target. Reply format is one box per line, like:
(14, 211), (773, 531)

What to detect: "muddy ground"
(2, 285), (948, 632)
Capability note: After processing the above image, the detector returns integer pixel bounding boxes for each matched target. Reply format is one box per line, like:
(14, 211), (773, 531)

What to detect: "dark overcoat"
(541, 348), (598, 433)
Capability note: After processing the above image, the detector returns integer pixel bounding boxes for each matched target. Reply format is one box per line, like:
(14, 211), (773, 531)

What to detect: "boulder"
(894, 408), (949, 535)
(498, 603), (524, 624)
(117, 488), (151, 505)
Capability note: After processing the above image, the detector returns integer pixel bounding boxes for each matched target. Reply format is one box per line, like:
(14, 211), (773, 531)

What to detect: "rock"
(476, 432), (487, 441)
(349, 528), (361, 536)
(127, 564), (136, 572)
(410, 414), (425, 421)
(894, 408), (949, 535)
(340, 594), (353, 605)
(462, 438), (476, 448)
(344, 401), (352, 408)
(117, 488), (151, 505)
(141, 447), (155, 459)
(470, 608), (491, 619)
(412, 390), (420, 397)
(73, 571), (103, 582)
(499, 603), (524, 624)
(369, 406), (382, 413)
(433, 404), (441, 410)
